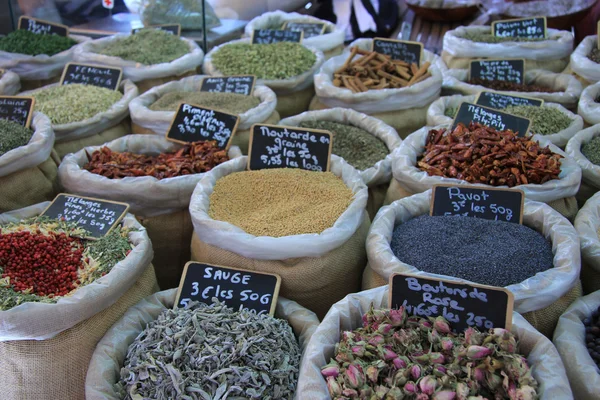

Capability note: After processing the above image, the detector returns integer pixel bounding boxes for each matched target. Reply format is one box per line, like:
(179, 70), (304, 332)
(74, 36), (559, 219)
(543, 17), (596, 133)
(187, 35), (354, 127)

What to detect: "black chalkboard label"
(18, 16), (68, 37)
(284, 21), (326, 38)
(452, 102), (530, 136)
(166, 103), (240, 150)
(0, 96), (35, 128)
(248, 124), (333, 172)
(469, 59), (525, 84)
(40, 194), (129, 239)
(372, 37), (423, 66)
(251, 29), (303, 44)
(175, 262), (281, 315)
(200, 76), (256, 96)
(60, 63), (123, 91)
(132, 24), (181, 36)
(476, 91), (543, 110)
(492, 17), (547, 39)
(390, 273), (514, 332)
(430, 184), (524, 224)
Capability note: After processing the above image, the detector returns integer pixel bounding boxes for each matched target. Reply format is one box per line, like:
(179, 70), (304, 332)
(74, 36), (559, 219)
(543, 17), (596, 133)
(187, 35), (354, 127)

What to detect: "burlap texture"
(278, 85), (315, 119)
(19, 75), (60, 91)
(0, 151), (60, 213)
(53, 119), (130, 159)
(323, 44), (344, 60)
(133, 69), (198, 94)
(367, 183), (389, 221)
(0, 263), (159, 400)
(191, 215), (370, 319)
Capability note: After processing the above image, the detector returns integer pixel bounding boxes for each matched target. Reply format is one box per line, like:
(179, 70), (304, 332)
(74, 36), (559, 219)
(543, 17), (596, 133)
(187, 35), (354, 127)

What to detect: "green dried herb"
(0, 119), (33, 156)
(504, 105), (572, 135)
(0, 30), (77, 56)
(463, 32), (549, 43)
(98, 29), (189, 65)
(83, 225), (133, 283)
(211, 42), (316, 80)
(589, 47), (600, 64)
(150, 91), (260, 114)
(32, 83), (123, 125)
(444, 107), (457, 118)
(299, 120), (389, 171)
(582, 136), (600, 166)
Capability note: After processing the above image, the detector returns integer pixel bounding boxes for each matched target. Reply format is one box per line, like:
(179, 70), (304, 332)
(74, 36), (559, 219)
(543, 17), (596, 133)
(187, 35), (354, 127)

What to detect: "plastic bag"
(85, 288), (319, 399)
(139, 0), (220, 30)
(443, 68), (583, 110)
(0, 70), (20, 95)
(297, 285), (573, 399)
(571, 35), (600, 84)
(574, 191), (600, 294)
(441, 25), (574, 72)
(577, 81), (600, 126)
(0, 202), (154, 340)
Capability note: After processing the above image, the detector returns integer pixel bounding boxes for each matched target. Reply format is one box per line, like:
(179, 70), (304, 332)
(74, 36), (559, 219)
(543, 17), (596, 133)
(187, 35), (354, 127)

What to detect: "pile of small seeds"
(211, 42), (316, 80)
(0, 29), (77, 56)
(467, 78), (557, 93)
(503, 105), (573, 135)
(149, 91), (260, 114)
(582, 137), (600, 166)
(209, 168), (353, 237)
(390, 215), (554, 287)
(118, 300), (301, 399)
(0, 119), (33, 156)
(583, 305), (600, 369)
(463, 32), (547, 43)
(589, 47), (600, 64)
(298, 120), (389, 171)
(31, 84), (123, 125)
(98, 29), (189, 65)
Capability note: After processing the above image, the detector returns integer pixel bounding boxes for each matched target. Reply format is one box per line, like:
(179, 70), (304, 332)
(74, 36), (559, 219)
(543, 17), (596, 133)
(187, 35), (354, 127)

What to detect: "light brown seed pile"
(209, 168), (353, 237)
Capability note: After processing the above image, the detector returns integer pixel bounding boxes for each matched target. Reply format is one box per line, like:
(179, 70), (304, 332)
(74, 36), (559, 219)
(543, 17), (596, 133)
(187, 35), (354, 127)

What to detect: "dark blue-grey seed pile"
(390, 215), (554, 287)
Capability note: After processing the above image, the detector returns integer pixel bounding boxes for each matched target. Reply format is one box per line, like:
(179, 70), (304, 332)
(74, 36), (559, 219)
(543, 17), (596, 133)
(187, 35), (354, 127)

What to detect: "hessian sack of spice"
(0, 70), (20, 96)
(566, 125), (600, 206)
(574, 190), (600, 295)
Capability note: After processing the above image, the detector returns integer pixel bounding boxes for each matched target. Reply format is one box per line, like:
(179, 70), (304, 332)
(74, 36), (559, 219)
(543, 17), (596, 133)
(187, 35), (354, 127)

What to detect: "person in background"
(17, 0), (127, 25)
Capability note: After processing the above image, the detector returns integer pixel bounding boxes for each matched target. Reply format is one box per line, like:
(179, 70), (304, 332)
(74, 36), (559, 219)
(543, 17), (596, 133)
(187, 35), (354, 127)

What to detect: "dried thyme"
(0, 29), (77, 56)
(0, 119), (33, 156)
(83, 225), (133, 282)
(582, 136), (600, 166)
(503, 105), (573, 135)
(117, 300), (301, 399)
(98, 29), (190, 65)
(150, 91), (260, 114)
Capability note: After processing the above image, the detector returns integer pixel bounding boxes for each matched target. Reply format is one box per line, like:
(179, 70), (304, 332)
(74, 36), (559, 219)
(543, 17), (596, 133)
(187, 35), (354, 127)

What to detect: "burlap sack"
(21, 79), (138, 159)
(189, 155), (369, 318)
(574, 192), (600, 294)
(85, 288), (320, 400)
(441, 26), (573, 73)
(554, 290), (600, 400)
(59, 135), (242, 290)
(577, 81), (600, 126)
(243, 11), (345, 59)
(0, 70), (20, 95)
(280, 108), (402, 220)
(0, 35), (89, 90)
(570, 35), (600, 85)
(203, 38), (325, 119)
(74, 34), (204, 93)
(443, 69), (583, 110)
(298, 285), (573, 400)
(0, 112), (59, 213)
(566, 125), (600, 207)
(386, 125), (582, 220)
(128, 75), (279, 154)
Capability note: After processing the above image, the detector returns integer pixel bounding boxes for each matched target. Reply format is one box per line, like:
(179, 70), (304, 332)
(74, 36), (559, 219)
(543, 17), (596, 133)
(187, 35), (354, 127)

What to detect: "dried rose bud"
(485, 371), (502, 390)
(433, 390), (457, 400)
(389, 308), (406, 327)
(366, 365), (379, 383)
(455, 382), (469, 400)
(360, 386), (374, 398)
(419, 375), (438, 395)
(321, 362), (340, 378)
(393, 356), (408, 370)
(441, 338), (454, 352)
(430, 352), (445, 364)
(374, 385), (389, 397)
(410, 364), (422, 380)
(515, 385), (537, 400)
(466, 345), (493, 360)
(420, 320), (433, 330)
(434, 316), (451, 334)
(416, 393), (430, 400)
(433, 365), (447, 377)
(352, 345), (366, 357)
(346, 363), (365, 388)
(368, 334), (385, 346)
(393, 369), (408, 386)
(326, 376), (342, 396)
(380, 347), (398, 361)
(403, 381), (418, 395)
(464, 328), (484, 346)
(342, 388), (359, 397)
(378, 323), (393, 335)
(386, 387), (404, 400)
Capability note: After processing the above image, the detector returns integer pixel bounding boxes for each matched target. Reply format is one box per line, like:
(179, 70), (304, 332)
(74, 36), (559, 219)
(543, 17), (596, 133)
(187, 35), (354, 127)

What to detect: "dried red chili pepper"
(467, 78), (557, 93)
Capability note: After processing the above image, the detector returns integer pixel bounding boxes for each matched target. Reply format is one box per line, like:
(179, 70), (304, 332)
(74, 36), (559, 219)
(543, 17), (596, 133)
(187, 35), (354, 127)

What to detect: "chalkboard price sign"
(492, 17), (546, 39)
(40, 194), (129, 239)
(18, 16), (69, 37)
(452, 102), (530, 136)
(476, 91), (543, 110)
(175, 262), (281, 315)
(60, 63), (123, 91)
(251, 29), (303, 44)
(430, 184), (524, 224)
(0, 96), (35, 128)
(372, 37), (423, 66)
(200, 76), (256, 96)
(166, 103), (240, 150)
(389, 273), (514, 332)
(284, 21), (326, 38)
(248, 124), (333, 172)
(132, 24), (181, 36)
(469, 59), (525, 84)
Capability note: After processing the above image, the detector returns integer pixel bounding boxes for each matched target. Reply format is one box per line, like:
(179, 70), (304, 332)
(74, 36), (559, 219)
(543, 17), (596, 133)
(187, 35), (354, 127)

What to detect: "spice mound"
(391, 215), (553, 287)
(589, 47), (600, 64)
(0, 119), (33, 156)
(84, 141), (229, 179)
(150, 91), (260, 114)
(299, 120), (389, 170)
(209, 168), (354, 237)
(334, 46), (431, 92)
(467, 78), (557, 93)
(211, 42), (316, 80)
(117, 300), (301, 399)
(583, 305), (600, 369)
(97, 29), (189, 65)
(0, 29), (77, 56)
(418, 123), (562, 187)
(581, 137), (600, 166)
(322, 305), (539, 399)
(0, 218), (133, 310)
(502, 105), (573, 136)
(31, 83), (123, 125)
(463, 31), (547, 44)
